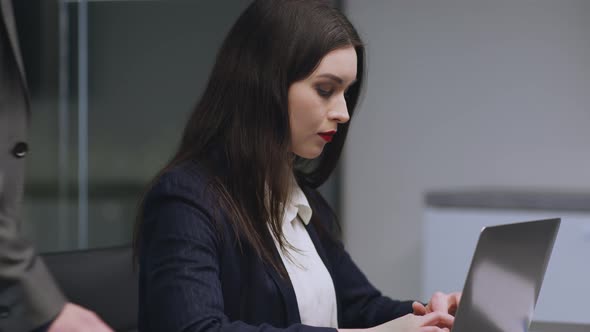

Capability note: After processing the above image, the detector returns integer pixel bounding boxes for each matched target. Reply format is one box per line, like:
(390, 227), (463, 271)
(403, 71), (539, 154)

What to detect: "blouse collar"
(283, 179), (312, 225)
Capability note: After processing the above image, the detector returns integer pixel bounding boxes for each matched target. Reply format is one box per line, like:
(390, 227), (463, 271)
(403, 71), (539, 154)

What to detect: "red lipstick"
(318, 130), (336, 143)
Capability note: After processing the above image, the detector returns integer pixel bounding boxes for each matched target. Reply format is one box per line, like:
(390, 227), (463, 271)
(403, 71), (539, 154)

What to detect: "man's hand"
(47, 302), (113, 332)
(413, 292), (461, 316)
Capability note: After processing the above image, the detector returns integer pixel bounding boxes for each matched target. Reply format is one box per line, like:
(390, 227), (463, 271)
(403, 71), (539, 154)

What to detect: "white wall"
(342, 0), (590, 301)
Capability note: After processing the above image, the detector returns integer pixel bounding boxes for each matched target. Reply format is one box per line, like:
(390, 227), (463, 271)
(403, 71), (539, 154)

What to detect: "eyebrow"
(317, 73), (357, 85)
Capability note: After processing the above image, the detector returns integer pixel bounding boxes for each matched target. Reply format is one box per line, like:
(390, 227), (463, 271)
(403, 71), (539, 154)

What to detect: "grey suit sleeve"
(0, 215), (66, 332)
(0, 171), (66, 332)
(0, 1), (67, 330)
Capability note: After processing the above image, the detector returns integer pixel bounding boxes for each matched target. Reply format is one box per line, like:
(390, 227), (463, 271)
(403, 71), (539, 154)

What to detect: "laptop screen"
(451, 218), (560, 332)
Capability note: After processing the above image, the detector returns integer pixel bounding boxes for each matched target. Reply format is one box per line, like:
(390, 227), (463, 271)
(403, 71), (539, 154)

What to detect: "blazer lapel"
(263, 237), (301, 325)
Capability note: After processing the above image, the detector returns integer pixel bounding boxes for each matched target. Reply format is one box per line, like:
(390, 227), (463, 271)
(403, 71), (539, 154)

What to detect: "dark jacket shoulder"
(144, 160), (215, 204)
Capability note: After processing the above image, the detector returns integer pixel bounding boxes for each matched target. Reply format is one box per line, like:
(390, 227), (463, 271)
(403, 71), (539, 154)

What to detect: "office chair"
(42, 245), (138, 332)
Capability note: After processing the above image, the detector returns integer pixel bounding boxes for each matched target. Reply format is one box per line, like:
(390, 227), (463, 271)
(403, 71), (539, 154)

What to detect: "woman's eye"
(316, 87), (334, 98)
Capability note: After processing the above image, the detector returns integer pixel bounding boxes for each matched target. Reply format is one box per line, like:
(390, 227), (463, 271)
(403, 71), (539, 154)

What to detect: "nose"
(329, 95), (350, 124)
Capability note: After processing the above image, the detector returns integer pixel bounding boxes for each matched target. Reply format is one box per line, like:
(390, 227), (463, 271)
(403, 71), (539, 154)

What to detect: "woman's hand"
(368, 312), (454, 332)
(412, 292), (461, 316)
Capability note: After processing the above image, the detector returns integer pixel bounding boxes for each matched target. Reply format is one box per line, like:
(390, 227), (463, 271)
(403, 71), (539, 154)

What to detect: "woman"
(134, 1), (459, 331)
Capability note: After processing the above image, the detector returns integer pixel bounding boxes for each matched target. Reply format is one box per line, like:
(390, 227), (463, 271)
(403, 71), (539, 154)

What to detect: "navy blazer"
(138, 161), (413, 332)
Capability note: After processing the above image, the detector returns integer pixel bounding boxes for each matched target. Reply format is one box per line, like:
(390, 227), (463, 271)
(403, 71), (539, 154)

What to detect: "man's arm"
(0, 209), (66, 332)
(0, 183), (112, 332)
(0, 0), (69, 324)
(1, 1), (112, 331)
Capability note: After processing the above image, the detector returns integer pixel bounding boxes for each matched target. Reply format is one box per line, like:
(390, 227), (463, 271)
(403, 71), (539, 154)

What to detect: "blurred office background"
(341, 0), (590, 324)
(18, 0), (255, 251)
(16, 0), (590, 324)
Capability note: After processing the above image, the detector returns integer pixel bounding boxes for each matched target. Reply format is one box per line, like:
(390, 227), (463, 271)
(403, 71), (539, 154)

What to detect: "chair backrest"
(42, 245), (138, 332)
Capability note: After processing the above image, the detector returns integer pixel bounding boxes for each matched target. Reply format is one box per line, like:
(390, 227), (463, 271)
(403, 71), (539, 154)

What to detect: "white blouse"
(270, 182), (338, 328)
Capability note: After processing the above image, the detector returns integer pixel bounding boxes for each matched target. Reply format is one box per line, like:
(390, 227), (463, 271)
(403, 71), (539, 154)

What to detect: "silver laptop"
(451, 218), (560, 332)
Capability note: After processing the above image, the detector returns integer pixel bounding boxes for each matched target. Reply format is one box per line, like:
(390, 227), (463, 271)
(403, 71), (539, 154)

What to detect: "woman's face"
(288, 46), (357, 159)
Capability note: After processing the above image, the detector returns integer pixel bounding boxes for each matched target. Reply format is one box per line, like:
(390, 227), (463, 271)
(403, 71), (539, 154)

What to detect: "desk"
(529, 321), (590, 332)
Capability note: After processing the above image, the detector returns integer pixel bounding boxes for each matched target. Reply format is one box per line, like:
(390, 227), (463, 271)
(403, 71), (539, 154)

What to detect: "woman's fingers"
(374, 313), (454, 332)
(449, 292), (461, 315)
(412, 301), (428, 315)
(428, 292), (447, 313)
(420, 312), (455, 328)
(420, 328), (441, 332)
(426, 291), (462, 315)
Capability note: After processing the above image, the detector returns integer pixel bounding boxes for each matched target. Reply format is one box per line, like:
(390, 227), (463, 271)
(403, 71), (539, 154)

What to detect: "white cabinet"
(423, 206), (590, 324)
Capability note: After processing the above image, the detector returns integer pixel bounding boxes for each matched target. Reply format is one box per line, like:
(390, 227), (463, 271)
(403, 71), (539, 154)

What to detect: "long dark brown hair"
(133, 0), (365, 276)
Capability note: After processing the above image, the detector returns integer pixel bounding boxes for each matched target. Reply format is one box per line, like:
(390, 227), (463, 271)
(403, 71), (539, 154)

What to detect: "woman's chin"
(293, 146), (324, 159)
